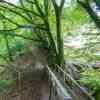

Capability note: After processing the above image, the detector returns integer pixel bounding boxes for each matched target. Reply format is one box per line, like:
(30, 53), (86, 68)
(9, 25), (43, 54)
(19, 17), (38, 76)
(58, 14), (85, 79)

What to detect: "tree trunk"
(55, 8), (65, 68)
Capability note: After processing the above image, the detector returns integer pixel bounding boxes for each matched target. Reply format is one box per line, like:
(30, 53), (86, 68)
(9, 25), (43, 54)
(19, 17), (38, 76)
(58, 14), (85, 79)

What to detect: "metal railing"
(46, 65), (72, 100)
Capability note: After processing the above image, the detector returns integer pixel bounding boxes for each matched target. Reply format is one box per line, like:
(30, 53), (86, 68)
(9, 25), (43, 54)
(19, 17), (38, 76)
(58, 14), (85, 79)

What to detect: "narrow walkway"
(0, 70), (51, 100)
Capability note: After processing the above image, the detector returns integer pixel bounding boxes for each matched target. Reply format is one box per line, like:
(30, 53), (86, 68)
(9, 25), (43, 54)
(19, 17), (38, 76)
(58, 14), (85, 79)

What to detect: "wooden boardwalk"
(0, 70), (51, 100)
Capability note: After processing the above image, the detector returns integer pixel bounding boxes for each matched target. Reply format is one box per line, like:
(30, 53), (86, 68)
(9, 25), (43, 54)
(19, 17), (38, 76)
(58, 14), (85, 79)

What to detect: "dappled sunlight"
(0, 0), (100, 100)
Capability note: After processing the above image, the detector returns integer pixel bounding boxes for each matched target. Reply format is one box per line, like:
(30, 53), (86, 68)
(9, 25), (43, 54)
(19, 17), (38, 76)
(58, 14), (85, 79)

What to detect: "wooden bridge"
(0, 66), (71, 100)
(0, 55), (96, 100)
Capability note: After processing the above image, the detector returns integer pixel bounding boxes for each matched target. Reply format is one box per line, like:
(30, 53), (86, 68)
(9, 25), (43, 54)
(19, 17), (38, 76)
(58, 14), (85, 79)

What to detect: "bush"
(79, 68), (100, 91)
(0, 79), (15, 94)
(79, 68), (100, 100)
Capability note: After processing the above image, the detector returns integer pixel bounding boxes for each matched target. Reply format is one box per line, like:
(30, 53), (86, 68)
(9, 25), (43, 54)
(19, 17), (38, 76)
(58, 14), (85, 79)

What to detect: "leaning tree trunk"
(77, 0), (100, 29)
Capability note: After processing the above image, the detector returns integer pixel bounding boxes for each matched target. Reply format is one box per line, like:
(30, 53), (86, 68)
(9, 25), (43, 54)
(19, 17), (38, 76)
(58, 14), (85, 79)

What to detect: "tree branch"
(0, 31), (35, 40)
(77, 0), (100, 29)
(0, 6), (31, 23)
(19, 0), (33, 21)
(0, 0), (41, 17)
(34, 0), (45, 17)
(0, 12), (20, 26)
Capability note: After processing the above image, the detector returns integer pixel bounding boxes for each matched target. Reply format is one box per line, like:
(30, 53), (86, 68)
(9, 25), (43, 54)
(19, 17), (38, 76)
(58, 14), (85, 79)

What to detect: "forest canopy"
(0, 0), (100, 64)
